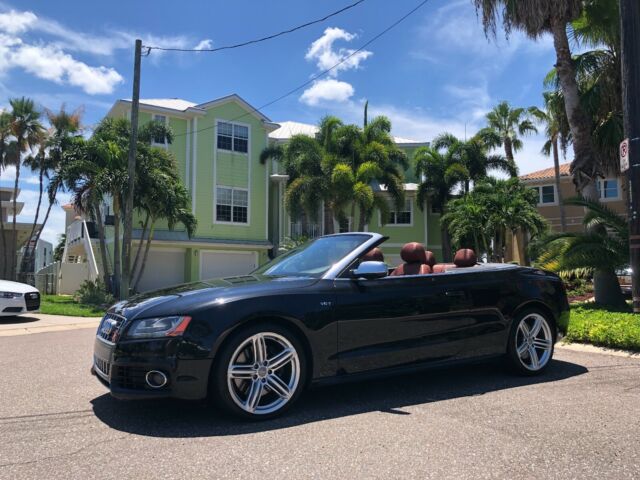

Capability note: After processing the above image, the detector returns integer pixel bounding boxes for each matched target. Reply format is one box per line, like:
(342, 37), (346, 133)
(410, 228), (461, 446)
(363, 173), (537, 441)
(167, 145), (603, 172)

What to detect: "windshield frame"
(254, 233), (385, 280)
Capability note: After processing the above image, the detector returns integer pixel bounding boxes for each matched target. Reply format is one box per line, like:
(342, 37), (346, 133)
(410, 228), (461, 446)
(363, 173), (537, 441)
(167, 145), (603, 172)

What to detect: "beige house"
(520, 162), (627, 233)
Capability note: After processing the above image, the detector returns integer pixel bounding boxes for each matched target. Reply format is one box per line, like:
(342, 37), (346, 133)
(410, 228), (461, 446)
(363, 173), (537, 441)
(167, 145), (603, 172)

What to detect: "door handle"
(445, 290), (465, 297)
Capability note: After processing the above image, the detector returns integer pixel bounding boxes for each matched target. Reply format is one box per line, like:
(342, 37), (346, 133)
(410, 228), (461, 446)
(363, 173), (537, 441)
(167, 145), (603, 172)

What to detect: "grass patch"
(40, 295), (106, 317)
(565, 302), (640, 351)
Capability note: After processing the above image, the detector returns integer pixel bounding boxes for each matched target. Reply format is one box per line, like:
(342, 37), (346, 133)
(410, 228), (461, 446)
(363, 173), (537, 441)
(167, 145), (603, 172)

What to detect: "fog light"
(145, 370), (168, 388)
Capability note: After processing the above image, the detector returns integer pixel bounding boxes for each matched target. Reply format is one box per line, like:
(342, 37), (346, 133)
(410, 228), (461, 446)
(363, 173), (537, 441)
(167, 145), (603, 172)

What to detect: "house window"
(152, 114), (167, 145)
(216, 186), (248, 224)
(217, 122), (249, 153)
(532, 185), (555, 205)
(597, 178), (619, 200)
(386, 199), (412, 225)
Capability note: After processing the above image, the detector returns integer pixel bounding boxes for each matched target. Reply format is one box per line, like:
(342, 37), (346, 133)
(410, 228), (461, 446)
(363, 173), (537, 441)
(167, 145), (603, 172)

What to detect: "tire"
(210, 323), (307, 420)
(506, 308), (556, 376)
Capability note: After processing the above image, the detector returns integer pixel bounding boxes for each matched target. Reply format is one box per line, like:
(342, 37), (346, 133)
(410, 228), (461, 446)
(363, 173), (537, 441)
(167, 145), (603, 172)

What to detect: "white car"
(0, 280), (41, 317)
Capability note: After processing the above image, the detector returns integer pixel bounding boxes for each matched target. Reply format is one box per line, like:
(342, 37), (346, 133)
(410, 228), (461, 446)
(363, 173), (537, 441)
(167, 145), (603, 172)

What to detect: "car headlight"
(126, 316), (192, 339)
(0, 292), (22, 299)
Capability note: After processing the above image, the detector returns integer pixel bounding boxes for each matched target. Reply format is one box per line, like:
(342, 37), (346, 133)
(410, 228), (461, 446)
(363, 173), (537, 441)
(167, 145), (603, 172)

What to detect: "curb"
(0, 321), (100, 337)
(556, 341), (640, 358)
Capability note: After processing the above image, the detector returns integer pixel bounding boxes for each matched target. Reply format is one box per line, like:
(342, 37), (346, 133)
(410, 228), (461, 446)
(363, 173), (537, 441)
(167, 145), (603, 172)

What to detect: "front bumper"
(92, 335), (212, 400)
(0, 291), (40, 316)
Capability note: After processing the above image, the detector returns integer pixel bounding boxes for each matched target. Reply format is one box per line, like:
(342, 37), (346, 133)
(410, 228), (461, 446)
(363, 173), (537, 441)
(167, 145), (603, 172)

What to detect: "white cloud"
(194, 39), (213, 50)
(0, 9), (36, 34)
(301, 27), (372, 107)
(300, 79), (354, 106)
(305, 27), (372, 76)
(0, 37), (123, 94)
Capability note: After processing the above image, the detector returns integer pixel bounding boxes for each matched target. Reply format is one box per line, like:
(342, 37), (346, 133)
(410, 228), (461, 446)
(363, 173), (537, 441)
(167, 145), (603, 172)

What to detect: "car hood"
(0, 280), (38, 294)
(109, 275), (320, 320)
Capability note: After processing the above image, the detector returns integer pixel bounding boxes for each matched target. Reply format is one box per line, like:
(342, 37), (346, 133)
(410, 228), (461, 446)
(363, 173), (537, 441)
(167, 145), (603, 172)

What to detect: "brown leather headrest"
(453, 249), (477, 267)
(362, 247), (384, 262)
(400, 242), (427, 264)
(424, 250), (436, 267)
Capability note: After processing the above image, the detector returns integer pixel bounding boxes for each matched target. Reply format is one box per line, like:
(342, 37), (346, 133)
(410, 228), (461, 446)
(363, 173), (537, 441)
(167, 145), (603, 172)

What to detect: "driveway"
(0, 328), (638, 479)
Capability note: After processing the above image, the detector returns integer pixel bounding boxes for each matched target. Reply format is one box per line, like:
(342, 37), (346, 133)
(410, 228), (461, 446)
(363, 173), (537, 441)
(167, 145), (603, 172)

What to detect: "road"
(0, 328), (639, 479)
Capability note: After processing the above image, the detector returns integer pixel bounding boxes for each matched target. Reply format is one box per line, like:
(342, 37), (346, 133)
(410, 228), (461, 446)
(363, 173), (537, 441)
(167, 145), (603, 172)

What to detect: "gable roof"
(519, 162), (571, 181)
(109, 94), (278, 129)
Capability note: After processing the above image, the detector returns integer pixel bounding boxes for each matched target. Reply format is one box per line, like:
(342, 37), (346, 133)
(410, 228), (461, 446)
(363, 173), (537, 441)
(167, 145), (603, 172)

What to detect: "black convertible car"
(92, 233), (570, 419)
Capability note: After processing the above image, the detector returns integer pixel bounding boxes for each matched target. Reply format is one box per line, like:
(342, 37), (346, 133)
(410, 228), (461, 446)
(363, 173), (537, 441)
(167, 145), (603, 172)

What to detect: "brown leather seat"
(432, 249), (477, 273)
(390, 242), (432, 276)
(361, 247), (384, 263)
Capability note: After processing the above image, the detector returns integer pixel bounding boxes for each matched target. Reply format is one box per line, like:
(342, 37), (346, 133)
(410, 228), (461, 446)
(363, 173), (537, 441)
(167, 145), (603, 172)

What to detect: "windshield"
(254, 234), (370, 278)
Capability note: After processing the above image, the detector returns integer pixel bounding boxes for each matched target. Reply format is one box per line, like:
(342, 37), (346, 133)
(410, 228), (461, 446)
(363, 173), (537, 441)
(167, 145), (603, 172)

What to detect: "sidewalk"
(0, 313), (101, 337)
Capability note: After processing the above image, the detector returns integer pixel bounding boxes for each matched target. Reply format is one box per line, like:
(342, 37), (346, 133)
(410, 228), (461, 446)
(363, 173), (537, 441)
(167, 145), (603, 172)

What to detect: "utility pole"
(620, 0), (640, 312)
(121, 39), (142, 300)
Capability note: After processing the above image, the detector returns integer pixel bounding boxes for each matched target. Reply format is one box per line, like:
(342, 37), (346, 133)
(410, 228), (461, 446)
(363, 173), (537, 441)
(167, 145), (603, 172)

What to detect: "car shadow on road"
(0, 315), (39, 325)
(91, 358), (587, 438)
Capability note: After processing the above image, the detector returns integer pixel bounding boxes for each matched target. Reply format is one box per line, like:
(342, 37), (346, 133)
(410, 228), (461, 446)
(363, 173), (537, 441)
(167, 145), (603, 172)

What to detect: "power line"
(144, 0), (367, 53)
(170, 0), (430, 138)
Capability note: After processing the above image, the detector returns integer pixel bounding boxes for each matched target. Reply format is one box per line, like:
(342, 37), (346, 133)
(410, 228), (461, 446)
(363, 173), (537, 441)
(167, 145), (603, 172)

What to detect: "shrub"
(74, 280), (114, 306)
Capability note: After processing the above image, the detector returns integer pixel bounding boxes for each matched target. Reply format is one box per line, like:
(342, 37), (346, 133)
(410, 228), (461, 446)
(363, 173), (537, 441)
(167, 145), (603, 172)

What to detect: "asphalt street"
(0, 328), (639, 479)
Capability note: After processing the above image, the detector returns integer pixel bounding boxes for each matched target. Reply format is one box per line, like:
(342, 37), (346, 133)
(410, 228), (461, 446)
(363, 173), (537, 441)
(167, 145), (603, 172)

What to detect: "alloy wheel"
(226, 332), (301, 415)
(515, 313), (553, 371)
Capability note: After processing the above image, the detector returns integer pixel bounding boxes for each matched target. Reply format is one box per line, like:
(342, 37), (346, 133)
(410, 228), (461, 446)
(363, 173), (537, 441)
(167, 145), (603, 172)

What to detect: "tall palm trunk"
(550, 20), (599, 201)
(133, 221), (155, 293)
(131, 212), (150, 280)
(113, 197), (121, 298)
(93, 200), (111, 291)
(552, 138), (566, 232)
(441, 227), (452, 262)
(323, 205), (335, 235)
(20, 159), (45, 277)
(504, 137), (515, 164)
(0, 168), (7, 279)
(10, 161), (21, 280)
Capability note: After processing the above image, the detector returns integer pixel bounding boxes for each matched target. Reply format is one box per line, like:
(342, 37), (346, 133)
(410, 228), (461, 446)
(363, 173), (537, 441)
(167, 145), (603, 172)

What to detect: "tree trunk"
(593, 268), (626, 308)
(504, 137), (515, 164)
(550, 19), (600, 200)
(93, 201), (111, 291)
(113, 197), (121, 299)
(441, 227), (452, 262)
(552, 138), (567, 232)
(27, 199), (53, 275)
(0, 168), (7, 279)
(131, 212), (150, 279)
(133, 222), (155, 293)
(20, 162), (45, 277)
(10, 162), (20, 280)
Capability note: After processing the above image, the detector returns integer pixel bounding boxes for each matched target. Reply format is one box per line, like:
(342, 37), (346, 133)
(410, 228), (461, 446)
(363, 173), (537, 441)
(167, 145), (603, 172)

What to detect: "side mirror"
(352, 261), (388, 280)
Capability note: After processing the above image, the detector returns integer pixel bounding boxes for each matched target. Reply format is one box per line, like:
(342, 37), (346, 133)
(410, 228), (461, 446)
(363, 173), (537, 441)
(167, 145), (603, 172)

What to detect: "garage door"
(136, 249), (185, 292)
(200, 251), (258, 280)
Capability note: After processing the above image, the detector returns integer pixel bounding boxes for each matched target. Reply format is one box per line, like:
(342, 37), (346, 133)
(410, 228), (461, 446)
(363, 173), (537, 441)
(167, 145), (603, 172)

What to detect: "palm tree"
(20, 106), (83, 276)
(414, 145), (468, 260)
(478, 101), (538, 166)
(536, 197), (627, 307)
(531, 92), (571, 232)
(432, 132), (516, 192)
(442, 178), (546, 263)
(0, 111), (12, 278)
(7, 97), (44, 279)
(473, 0), (601, 199)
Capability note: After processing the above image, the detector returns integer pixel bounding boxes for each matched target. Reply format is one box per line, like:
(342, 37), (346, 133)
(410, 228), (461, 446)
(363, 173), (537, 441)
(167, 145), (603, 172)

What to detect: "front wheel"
(211, 324), (307, 420)
(506, 309), (555, 375)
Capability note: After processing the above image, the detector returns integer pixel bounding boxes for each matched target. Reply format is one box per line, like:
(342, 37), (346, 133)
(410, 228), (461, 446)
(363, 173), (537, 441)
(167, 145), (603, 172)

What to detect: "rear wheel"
(211, 324), (307, 420)
(507, 309), (555, 375)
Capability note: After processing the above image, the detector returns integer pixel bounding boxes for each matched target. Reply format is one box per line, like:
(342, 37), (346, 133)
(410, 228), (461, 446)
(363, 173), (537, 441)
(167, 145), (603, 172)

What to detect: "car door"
(332, 273), (476, 375)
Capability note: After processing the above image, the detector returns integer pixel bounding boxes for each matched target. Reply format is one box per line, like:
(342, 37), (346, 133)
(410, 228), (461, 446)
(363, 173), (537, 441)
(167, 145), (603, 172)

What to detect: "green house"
(85, 94), (442, 291)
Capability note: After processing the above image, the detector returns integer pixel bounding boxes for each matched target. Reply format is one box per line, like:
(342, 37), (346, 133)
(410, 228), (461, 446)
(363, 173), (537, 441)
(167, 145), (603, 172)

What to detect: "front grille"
(24, 292), (40, 311)
(97, 313), (126, 343)
(111, 366), (153, 390)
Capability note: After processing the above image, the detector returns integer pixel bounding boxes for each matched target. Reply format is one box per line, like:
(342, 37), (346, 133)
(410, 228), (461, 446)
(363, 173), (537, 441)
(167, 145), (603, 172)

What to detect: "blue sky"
(0, 0), (562, 243)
